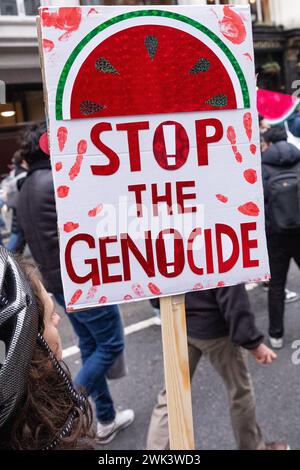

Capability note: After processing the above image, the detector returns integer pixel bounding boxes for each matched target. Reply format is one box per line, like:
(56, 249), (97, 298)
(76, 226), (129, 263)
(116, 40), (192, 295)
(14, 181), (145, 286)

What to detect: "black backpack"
(267, 164), (300, 233)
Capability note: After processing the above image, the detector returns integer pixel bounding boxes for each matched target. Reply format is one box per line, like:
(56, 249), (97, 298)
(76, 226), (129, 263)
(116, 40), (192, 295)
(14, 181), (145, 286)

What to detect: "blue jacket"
(288, 111), (300, 138)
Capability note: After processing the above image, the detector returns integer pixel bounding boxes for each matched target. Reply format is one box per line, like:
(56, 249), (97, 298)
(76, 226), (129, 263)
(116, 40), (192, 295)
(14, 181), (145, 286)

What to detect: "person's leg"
(189, 336), (264, 450)
(54, 293), (122, 423)
(267, 235), (291, 339)
(69, 311), (116, 422)
(54, 293), (96, 363)
(291, 233), (300, 272)
(74, 305), (124, 423)
(146, 342), (202, 450)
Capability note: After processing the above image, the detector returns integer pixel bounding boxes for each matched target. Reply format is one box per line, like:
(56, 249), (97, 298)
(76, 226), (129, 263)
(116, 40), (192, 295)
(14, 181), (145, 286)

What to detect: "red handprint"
(57, 126), (68, 151)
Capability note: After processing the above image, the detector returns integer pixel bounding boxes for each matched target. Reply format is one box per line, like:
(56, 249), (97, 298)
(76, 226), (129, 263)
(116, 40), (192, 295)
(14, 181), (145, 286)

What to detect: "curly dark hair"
(20, 121), (48, 165)
(0, 260), (94, 450)
(263, 125), (288, 144)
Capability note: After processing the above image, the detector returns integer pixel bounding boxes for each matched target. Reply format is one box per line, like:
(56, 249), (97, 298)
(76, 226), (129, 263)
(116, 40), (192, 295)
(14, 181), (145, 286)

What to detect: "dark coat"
(151, 284), (263, 350)
(11, 165), (27, 235)
(262, 140), (300, 235)
(18, 159), (63, 293)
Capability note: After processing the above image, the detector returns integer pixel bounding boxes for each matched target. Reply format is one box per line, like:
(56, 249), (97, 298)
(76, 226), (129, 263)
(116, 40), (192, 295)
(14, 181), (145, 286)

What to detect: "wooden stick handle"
(160, 294), (195, 450)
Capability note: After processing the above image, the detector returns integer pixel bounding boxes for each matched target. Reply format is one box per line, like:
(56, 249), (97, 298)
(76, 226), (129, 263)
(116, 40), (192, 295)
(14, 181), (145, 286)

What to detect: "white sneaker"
(245, 282), (259, 291)
(97, 409), (135, 444)
(285, 289), (300, 304)
(269, 336), (284, 349)
(152, 315), (162, 326)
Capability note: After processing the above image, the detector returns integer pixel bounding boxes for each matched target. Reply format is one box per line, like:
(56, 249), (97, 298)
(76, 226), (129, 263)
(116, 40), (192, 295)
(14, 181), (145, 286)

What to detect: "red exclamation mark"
(153, 121), (189, 170)
(162, 124), (177, 166)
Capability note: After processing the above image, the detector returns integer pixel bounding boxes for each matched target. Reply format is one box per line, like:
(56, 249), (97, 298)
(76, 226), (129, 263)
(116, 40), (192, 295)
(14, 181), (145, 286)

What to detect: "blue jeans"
(54, 293), (124, 423)
(6, 232), (19, 251)
(6, 230), (25, 253)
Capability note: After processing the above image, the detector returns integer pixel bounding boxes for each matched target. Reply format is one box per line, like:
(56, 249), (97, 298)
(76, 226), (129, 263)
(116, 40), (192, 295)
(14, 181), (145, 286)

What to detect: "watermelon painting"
(71, 25), (236, 118)
(257, 89), (300, 125)
(55, 10), (250, 120)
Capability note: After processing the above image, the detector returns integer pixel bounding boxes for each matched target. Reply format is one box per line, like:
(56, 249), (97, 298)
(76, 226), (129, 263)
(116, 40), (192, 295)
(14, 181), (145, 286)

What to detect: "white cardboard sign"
(39, 5), (270, 311)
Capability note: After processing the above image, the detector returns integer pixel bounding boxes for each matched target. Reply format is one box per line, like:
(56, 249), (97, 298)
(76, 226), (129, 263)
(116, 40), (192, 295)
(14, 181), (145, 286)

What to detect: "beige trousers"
(146, 336), (265, 450)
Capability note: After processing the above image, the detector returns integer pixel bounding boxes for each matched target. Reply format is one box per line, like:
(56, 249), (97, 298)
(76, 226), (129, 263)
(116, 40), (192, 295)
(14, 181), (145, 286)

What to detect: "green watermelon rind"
(264, 99), (300, 126)
(55, 9), (251, 120)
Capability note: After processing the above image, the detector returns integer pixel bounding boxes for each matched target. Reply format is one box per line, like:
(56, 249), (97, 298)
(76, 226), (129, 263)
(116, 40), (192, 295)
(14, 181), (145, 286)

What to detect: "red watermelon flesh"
(257, 89), (300, 125)
(70, 25), (237, 119)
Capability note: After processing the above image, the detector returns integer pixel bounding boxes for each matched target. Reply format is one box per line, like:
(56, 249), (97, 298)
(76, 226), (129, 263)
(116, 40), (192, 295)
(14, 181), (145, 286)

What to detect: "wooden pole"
(160, 294), (195, 450)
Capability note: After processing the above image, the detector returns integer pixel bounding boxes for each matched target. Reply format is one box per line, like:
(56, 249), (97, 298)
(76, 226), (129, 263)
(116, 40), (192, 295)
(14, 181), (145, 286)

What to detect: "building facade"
(0, 0), (300, 173)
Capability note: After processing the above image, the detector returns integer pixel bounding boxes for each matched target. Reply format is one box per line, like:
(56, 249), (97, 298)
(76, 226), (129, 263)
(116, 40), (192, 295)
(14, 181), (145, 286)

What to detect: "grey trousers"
(146, 336), (265, 450)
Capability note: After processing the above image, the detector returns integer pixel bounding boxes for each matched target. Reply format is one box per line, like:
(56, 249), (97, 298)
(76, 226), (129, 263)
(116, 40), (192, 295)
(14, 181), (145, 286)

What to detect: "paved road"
(58, 263), (300, 450)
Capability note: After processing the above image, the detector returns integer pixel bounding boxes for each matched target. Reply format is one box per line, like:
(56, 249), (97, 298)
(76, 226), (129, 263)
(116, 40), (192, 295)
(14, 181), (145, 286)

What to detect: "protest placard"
(38, 5), (269, 312)
(38, 5), (269, 449)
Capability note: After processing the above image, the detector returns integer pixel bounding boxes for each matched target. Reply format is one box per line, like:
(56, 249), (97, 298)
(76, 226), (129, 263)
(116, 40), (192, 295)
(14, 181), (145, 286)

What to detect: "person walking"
(262, 126), (300, 349)
(17, 122), (134, 444)
(147, 285), (288, 450)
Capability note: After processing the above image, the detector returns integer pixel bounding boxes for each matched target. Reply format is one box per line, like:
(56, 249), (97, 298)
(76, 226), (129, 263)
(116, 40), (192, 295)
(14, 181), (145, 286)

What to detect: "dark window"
(250, 0), (270, 23)
(0, 0), (18, 15)
(206, 0), (229, 4)
(24, 0), (40, 16)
